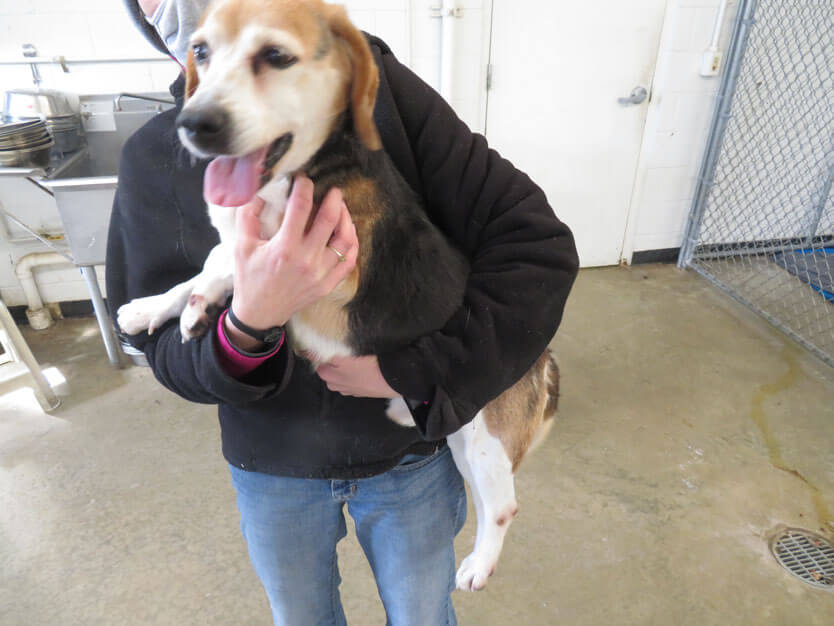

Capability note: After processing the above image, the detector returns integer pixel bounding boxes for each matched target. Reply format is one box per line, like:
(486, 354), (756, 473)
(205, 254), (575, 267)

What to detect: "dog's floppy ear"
(184, 49), (200, 100)
(325, 5), (382, 151)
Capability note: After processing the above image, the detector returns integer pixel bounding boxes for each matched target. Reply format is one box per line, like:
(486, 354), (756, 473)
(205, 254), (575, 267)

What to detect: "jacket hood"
(122, 0), (171, 58)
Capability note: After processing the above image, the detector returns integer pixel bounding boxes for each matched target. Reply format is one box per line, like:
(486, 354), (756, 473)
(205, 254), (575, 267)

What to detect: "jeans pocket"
(390, 445), (448, 473)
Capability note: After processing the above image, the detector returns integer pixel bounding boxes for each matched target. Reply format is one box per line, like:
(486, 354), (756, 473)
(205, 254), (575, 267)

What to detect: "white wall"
(0, 0), (177, 95)
(627, 0), (739, 254)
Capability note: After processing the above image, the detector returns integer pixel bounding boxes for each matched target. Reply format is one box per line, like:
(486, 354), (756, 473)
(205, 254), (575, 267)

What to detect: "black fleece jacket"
(106, 37), (579, 479)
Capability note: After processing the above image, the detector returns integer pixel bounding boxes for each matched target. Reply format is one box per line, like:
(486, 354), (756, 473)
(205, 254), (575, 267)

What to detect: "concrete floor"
(2, 265), (834, 625)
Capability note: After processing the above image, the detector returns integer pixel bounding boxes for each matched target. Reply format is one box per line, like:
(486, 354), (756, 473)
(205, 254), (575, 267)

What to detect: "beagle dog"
(117, 0), (559, 592)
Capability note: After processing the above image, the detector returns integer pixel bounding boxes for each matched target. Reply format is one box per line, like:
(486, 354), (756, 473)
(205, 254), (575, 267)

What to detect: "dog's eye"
(192, 43), (210, 64)
(258, 46), (298, 70)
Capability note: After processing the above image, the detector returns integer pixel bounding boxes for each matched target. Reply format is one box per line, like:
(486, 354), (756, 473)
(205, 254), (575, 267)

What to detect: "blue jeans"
(229, 445), (467, 626)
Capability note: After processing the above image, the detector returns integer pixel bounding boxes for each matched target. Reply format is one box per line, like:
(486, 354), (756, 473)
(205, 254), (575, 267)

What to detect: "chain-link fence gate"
(679, 0), (834, 366)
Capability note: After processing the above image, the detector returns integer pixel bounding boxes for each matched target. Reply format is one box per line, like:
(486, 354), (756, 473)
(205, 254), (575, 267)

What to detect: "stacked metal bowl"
(3, 88), (84, 155)
(0, 119), (54, 167)
(42, 113), (84, 153)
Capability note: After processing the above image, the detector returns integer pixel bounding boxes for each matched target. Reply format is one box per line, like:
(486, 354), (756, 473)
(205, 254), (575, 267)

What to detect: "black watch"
(227, 308), (285, 343)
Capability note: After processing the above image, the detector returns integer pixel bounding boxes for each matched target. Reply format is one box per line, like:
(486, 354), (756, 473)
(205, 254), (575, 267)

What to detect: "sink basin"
(44, 104), (173, 265)
(43, 152), (117, 266)
(0, 93), (175, 265)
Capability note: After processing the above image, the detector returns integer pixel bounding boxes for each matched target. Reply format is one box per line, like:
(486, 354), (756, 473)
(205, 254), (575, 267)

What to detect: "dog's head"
(177, 0), (381, 206)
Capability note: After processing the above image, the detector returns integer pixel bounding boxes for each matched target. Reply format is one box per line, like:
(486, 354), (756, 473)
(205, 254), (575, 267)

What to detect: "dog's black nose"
(176, 106), (230, 153)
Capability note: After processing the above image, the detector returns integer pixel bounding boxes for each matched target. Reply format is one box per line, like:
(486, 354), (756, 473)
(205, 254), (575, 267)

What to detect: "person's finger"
(321, 203), (356, 270)
(298, 349), (317, 362)
(321, 378), (350, 395)
(306, 187), (345, 250)
(277, 175), (315, 243)
(315, 363), (338, 384)
(319, 227), (359, 294)
(235, 196), (266, 254)
(324, 355), (348, 368)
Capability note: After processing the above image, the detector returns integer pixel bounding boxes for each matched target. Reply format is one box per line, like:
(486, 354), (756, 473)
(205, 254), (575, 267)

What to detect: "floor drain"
(769, 527), (834, 590)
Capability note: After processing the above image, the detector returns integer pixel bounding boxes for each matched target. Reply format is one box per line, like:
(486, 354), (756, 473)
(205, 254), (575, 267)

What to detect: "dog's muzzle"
(176, 105), (231, 155)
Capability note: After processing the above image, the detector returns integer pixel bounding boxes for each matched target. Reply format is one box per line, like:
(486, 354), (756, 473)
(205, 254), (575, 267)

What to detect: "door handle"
(618, 86), (648, 105)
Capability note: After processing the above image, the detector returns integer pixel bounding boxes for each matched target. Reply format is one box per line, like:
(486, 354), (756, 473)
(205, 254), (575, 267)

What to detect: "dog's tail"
(529, 348), (560, 453)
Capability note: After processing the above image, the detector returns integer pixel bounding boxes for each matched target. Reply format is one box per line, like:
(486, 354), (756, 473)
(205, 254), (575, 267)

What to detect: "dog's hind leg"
(448, 411), (518, 591)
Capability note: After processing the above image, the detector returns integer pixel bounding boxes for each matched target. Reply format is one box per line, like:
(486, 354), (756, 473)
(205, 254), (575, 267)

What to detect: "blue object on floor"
(771, 247), (834, 302)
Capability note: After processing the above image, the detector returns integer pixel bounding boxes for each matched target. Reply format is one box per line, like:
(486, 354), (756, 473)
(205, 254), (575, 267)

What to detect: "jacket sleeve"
(105, 126), (294, 406)
(375, 52), (579, 440)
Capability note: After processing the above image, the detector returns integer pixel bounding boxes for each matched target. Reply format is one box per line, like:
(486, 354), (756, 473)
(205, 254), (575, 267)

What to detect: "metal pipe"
(13, 252), (72, 330)
(807, 165), (834, 242)
(710, 0), (730, 49)
(0, 56), (173, 66)
(114, 92), (175, 112)
(440, 0), (460, 102)
(0, 209), (73, 259)
(679, 0), (758, 268)
(428, 2), (444, 90)
(80, 266), (123, 369)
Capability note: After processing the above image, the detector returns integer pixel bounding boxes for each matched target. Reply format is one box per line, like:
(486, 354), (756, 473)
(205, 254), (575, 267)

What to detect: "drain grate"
(770, 528), (834, 590)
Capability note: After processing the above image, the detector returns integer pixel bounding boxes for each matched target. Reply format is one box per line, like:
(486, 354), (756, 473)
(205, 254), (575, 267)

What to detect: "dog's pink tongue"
(204, 147), (268, 206)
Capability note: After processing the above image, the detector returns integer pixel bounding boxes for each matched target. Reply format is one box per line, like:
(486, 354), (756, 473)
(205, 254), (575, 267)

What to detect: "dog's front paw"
(179, 294), (222, 341)
(455, 552), (496, 592)
(118, 295), (175, 336)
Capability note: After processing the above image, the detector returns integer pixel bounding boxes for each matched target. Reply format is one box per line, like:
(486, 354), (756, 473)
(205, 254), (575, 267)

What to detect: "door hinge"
(486, 64), (493, 91)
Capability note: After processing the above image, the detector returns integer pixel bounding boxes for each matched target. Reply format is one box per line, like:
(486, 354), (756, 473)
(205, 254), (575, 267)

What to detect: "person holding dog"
(108, 1), (579, 624)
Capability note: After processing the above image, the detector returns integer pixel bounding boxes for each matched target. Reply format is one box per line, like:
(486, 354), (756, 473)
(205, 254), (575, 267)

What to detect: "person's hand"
(225, 176), (358, 351)
(316, 355), (400, 398)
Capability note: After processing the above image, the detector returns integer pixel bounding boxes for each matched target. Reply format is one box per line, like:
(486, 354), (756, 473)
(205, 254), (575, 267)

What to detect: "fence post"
(678, 0), (759, 268)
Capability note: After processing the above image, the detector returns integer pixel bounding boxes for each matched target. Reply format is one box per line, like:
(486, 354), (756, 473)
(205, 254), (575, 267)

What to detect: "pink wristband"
(215, 309), (283, 378)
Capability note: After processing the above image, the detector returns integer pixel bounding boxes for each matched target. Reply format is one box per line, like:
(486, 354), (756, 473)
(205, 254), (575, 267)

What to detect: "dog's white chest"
(207, 177), (291, 243)
(256, 177), (291, 238)
(287, 318), (355, 364)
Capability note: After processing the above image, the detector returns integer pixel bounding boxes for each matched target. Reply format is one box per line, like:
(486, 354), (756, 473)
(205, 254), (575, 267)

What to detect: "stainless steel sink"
(43, 99), (174, 367)
(45, 152), (117, 267)
(0, 93), (175, 367)
(45, 105), (171, 265)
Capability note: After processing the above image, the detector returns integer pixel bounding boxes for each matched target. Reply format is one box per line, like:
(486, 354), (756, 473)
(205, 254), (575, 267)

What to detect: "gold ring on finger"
(327, 244), (347, 262)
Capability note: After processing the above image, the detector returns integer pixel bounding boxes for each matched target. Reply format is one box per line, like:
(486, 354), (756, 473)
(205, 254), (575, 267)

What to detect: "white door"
(485, 1), (668, 267)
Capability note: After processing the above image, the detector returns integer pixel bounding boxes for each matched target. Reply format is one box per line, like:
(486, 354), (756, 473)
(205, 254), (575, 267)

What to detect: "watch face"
(263, 328), (284, 343)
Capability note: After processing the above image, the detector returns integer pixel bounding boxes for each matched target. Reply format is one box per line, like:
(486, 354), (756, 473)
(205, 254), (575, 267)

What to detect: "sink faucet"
(113, 93), (175, 112)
